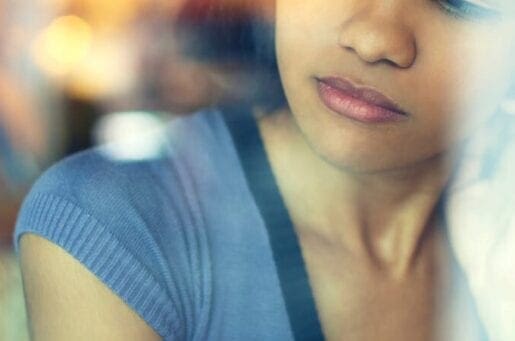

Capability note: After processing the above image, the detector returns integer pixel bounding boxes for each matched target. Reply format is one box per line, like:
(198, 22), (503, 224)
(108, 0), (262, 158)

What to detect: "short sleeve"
(14, 150), (183, 340)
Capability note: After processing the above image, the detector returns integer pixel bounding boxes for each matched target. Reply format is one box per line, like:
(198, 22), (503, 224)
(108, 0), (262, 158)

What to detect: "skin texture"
(275, 0), (515, 174)
(19, 0), (515, 340)
(255, 0), (515, 339)
(266, 0), (515, 271)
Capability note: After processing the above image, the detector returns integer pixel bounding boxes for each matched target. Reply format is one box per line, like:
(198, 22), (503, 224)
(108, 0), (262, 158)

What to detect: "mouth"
(315, 76), (409, 124)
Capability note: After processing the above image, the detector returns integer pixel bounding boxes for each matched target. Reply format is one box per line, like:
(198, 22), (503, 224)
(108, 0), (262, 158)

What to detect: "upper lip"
(316, 76), (408, 115)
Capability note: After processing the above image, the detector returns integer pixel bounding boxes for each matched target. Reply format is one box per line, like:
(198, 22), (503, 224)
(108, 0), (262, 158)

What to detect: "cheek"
(274, 2), (515, 172)
(275, 0), (349, 59)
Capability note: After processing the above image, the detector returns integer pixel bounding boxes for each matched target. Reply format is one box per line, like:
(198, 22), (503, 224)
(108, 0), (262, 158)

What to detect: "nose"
(338, 5), (417, 68)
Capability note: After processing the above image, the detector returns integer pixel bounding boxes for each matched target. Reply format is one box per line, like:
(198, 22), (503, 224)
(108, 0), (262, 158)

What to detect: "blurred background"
(3, 1), (513, 339)
(0, 0), (273, 339)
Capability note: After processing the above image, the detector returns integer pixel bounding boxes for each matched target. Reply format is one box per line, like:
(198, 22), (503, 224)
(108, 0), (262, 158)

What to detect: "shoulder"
(14, 107), (233, 258)
(14, 143), (181, 339)
(14, 141), (167, 239)
(16, 107), (229, 228)
(14, 108), (230, 339)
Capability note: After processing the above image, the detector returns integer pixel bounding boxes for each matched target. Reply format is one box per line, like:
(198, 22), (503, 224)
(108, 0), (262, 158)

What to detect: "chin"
(300, 127), (445, 175)
(285, 91), (450, 175)
(317, 146), (414, 175)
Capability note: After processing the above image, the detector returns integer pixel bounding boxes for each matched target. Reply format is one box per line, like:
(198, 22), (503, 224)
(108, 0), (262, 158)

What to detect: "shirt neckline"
(220, 104), (325, 341)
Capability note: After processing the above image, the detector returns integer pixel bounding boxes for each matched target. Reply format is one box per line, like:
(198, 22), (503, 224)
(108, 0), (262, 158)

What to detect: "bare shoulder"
(19, 234), (162, 341)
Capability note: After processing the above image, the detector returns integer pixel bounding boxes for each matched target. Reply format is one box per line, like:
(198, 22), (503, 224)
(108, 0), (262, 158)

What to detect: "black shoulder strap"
(220, 104), (325, 341)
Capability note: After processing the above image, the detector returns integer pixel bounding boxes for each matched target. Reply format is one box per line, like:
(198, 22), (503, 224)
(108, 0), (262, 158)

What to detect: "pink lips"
(316, 76), (408, 124)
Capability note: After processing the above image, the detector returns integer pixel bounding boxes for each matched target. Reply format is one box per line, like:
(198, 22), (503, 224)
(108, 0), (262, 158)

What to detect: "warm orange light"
(66, 38), (137, 100)
(32, 15), (93, 77)
(68, 0), (150, 33)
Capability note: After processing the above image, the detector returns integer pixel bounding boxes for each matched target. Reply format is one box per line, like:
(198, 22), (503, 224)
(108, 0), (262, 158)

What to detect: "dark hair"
(175, 0), (286, 110)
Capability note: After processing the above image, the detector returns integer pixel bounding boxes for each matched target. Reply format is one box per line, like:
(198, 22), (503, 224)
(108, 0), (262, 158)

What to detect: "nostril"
(339, 38), (361, 58)
(382, 59), (400, 68)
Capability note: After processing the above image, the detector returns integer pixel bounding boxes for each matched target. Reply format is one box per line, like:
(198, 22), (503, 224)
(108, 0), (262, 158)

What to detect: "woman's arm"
(19, 234), (162, 341)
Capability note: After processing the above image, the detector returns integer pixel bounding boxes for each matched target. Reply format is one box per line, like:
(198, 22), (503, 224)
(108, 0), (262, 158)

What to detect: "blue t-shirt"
(14, 106), (324, 340)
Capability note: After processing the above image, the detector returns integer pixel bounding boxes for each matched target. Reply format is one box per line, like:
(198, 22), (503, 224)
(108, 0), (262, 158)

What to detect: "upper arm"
(19, 234), (163, 341)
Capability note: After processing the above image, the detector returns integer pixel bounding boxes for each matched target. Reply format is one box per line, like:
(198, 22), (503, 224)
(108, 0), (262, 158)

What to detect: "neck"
(256, 108), (452, 277)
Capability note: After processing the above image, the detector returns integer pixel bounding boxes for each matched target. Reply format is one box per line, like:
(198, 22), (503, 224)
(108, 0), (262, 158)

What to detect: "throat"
(295, 207), (442, 279)
(255, 107), (449, 277)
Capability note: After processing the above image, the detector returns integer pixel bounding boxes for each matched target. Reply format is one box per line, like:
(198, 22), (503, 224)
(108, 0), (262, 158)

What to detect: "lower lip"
(316, 81), (407, 124)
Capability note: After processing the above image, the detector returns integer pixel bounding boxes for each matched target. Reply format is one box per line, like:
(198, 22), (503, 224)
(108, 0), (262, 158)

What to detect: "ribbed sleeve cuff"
(14, 193), (181, 340)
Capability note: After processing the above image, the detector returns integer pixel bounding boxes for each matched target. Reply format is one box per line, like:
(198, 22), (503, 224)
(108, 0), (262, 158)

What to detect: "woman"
(15, 0), (515, 340)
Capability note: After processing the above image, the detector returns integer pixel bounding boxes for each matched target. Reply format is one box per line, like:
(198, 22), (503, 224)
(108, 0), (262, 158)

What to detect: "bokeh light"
(32, 15), (93, 77)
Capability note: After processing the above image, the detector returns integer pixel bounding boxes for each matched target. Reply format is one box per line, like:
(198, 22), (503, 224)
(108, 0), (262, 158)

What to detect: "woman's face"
(275, 0), (515, 173)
